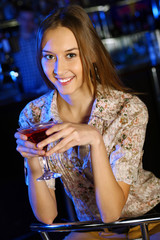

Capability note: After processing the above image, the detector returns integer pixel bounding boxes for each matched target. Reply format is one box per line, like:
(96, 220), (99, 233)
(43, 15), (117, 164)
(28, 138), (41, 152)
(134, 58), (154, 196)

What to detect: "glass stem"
(43, 146), (51, 172)
(43, 156), (51, 172)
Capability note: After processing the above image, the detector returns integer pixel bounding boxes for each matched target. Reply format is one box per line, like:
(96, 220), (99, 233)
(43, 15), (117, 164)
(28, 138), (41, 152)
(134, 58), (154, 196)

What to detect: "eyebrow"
(65, 48), (79, 52)
(42, 48), (79, 53)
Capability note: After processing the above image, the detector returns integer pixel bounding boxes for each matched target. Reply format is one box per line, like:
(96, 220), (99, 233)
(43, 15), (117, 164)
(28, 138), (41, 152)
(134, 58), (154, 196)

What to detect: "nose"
(54, 56), (66, 76)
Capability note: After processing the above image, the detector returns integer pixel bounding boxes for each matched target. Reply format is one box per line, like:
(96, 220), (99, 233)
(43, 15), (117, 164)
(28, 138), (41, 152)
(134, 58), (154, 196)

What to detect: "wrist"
(27, 157), (42, 174)
(90, 130), (104, 148)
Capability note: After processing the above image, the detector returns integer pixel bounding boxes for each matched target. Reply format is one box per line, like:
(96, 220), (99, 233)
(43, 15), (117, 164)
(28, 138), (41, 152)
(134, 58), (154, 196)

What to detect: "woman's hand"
(14, 132), (45, 158)
(37, 122), (103, 156)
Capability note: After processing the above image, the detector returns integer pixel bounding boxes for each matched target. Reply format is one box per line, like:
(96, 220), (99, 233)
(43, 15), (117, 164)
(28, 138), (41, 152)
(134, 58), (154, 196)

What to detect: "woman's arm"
(27, 157), (58, 224)
(37, 123), (130, 223)
(15, 132), (58, 224)
(90, 133), (130, 223)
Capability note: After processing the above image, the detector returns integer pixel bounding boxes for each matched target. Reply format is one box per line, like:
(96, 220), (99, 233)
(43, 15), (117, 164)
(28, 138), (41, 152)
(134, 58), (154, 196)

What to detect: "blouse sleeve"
(105, 96), (149, 185)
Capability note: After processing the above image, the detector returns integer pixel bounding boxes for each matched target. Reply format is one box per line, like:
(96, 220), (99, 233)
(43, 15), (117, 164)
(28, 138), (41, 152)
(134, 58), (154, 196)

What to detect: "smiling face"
(41, 26), (86, 96)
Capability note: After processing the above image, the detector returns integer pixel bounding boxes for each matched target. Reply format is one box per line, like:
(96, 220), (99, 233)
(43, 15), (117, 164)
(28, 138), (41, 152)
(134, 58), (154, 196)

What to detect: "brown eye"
(43, 54), (55, 60)
(67, 53), (76, 59)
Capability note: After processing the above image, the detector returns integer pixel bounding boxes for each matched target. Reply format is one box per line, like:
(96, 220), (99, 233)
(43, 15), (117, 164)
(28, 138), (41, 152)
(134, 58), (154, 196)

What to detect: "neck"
(57, 85), (94, 123)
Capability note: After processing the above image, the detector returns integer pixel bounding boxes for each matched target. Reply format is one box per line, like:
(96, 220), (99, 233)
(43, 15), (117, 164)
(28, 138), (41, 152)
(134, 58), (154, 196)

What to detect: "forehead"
(41, 27), (78, 51)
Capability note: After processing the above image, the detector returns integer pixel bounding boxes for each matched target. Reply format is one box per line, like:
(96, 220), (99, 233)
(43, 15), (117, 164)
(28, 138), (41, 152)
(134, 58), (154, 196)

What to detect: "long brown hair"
(36, 5), (128, 95)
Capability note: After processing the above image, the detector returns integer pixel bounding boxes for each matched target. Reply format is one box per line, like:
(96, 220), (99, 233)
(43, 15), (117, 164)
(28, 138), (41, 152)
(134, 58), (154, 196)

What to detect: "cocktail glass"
(17, 122), (62, 181)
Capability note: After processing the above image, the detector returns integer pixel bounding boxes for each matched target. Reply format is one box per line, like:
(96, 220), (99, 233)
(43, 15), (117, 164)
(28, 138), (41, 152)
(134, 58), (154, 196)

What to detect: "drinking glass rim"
(17, 121), (55, 132)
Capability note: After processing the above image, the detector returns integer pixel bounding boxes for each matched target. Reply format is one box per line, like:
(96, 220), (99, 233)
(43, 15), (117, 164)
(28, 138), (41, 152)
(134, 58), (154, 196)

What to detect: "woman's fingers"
(45, 130), (81, 155)
(16, 144), (45, 157)
(46, 139), (75, 155)
(16, 143), (42, 154)
(15, 133), (45, 157)
(14, 132), (27, 140)
(37, 125), (74, 149)
(16, 138), (36, 148)
(45, 122), (69, 135)
(37, 122), (99, 155)
(37, 132), (59, 149)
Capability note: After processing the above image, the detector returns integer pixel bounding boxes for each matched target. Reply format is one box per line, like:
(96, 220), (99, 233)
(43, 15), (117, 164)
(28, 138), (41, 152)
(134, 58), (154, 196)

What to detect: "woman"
(15, 5), (160, 239)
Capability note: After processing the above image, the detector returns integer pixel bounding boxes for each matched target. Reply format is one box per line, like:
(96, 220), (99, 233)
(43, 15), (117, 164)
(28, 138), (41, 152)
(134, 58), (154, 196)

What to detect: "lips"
(56, 76), (74, 85)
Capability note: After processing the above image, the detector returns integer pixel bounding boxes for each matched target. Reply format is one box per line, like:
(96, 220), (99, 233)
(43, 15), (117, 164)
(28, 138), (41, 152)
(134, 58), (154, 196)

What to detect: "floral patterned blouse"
(19, 83), (160, 221)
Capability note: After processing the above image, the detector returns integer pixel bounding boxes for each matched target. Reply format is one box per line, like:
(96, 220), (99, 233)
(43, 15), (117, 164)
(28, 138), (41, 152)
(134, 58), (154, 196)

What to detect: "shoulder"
(19, 90), (56, 127)
(95, 84), (148, 123)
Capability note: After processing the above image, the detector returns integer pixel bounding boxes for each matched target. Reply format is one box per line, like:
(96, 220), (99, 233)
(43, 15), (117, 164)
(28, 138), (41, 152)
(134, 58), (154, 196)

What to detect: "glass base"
(37, 171), (62, 181)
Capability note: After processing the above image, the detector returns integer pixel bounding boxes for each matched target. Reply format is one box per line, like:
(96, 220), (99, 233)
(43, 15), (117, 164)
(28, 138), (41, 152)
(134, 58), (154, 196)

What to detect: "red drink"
(17, 122), (62, 180)
(20, 127), (48, 143)
(18, 122), (55, 144)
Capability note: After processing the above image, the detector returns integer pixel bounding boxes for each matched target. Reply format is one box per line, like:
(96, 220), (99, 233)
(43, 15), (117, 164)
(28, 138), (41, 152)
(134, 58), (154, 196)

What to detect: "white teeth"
(58, 77), (72, 83)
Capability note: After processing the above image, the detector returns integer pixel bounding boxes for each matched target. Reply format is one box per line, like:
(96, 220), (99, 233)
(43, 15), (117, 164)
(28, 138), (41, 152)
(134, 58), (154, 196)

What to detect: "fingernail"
(45, 130), (49, 135)
(37, 143), (42, 148)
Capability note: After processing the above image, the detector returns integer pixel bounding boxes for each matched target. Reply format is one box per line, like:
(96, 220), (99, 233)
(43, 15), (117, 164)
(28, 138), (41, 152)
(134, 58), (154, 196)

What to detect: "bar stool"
(30, 213), (160, 240)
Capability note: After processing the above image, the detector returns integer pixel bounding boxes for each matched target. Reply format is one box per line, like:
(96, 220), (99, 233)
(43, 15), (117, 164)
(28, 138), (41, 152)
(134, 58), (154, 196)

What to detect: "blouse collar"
(49, 84), (132, 128)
